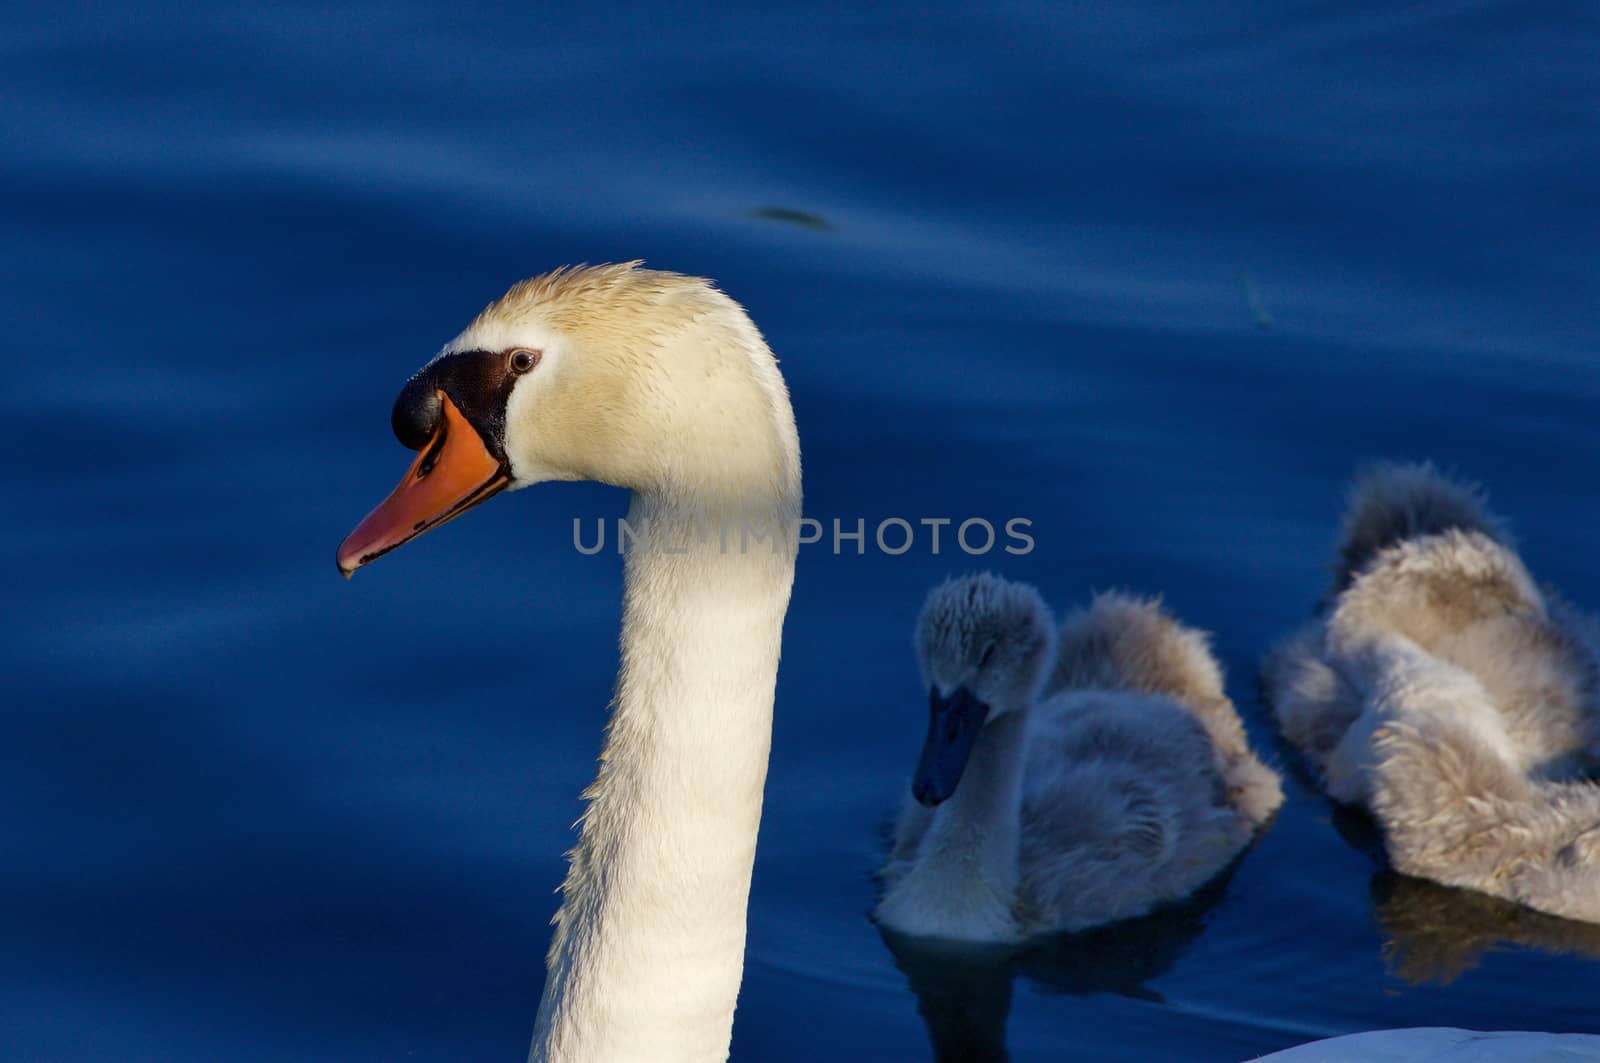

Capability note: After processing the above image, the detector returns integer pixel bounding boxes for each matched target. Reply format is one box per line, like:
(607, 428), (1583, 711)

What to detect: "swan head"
(911, 573), (1055, 806)
(337, 262), (800, 576)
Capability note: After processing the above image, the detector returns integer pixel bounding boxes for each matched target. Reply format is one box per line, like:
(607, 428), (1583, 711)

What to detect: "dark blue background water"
(6, 3), (1599, 1060)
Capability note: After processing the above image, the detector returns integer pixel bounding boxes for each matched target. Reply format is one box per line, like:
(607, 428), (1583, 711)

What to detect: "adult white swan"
(337, 264), (802, 1063)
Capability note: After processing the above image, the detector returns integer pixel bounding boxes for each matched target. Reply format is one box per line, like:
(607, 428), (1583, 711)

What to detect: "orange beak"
(337, 391), (510, 577)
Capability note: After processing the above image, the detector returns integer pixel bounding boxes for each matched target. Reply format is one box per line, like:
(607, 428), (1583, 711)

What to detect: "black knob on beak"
(391, 368), (443, 451)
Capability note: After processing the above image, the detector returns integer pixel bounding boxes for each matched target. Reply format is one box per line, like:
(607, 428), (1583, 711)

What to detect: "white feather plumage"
(449, 265), (801, 1063)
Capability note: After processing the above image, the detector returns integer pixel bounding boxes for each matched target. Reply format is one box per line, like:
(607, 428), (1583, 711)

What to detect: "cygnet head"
(911, 573), (1055, 807)
(337, 263), (801, 575)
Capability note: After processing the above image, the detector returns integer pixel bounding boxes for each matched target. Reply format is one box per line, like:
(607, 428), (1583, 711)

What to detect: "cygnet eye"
(508, 348), (540, 374)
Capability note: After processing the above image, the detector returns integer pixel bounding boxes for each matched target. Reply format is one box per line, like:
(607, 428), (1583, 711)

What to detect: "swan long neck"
(921, 710), (1029, 888)
(530, 486), (799, 1061)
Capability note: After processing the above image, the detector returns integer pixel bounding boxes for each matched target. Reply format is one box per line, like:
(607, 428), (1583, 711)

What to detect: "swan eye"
(508, 348), (539, 374)
(979, 642), (997, 668)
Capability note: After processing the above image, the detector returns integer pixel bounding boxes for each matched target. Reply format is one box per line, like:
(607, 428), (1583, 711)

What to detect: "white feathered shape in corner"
(1263, 462), (1600, 924)
(1249, 1027), (1600, 1062)
(876, 573), (1282, 943)
(336, 264), (802, 1063)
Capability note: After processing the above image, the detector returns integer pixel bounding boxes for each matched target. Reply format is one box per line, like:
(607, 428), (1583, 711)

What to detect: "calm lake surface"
(6, 3), (1599, 1060)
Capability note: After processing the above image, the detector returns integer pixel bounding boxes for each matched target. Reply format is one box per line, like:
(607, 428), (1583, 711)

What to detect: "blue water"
(6, 2), (1600, 1060)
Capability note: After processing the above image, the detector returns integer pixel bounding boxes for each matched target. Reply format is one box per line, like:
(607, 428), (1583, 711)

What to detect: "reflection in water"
(1373, 872), (1600, 987)
(879, 869), (1237, 1062)
(878, 934), (1015, 1063)
(1319, 795), (1600, 987)
(1327, 802), (1387, 863)
(1305, 787), (1600, 986)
